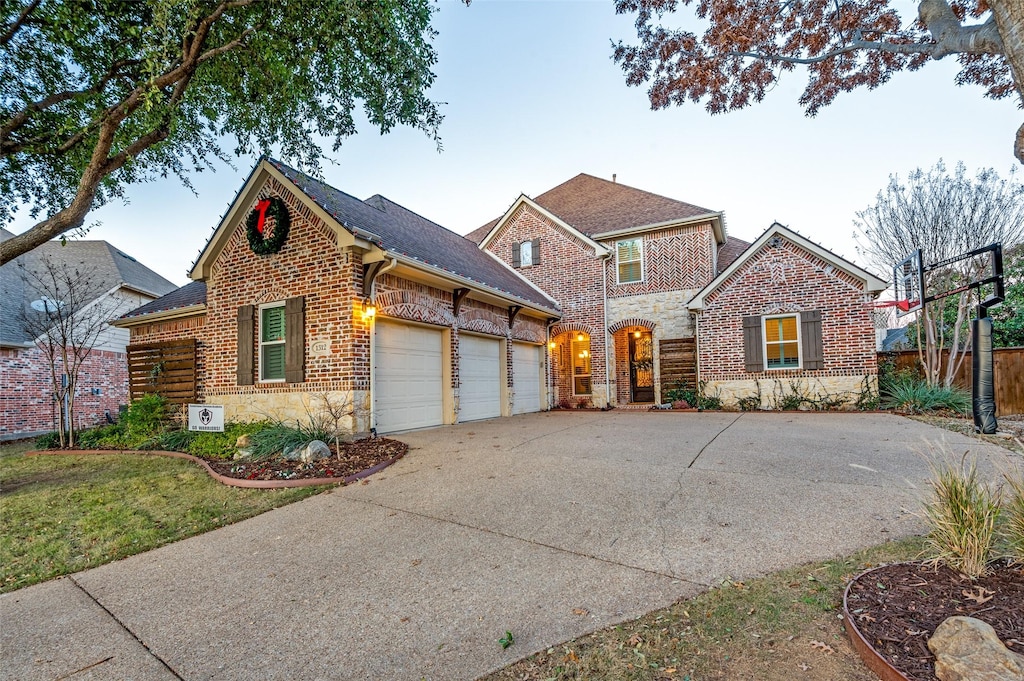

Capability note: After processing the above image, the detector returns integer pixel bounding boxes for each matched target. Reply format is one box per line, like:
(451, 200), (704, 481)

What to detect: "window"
(260, 303), (286, 381)
(616, 238), (643, 283)
(571, 334), (592, 395)
(519, 240), (532, 267)
(763, 314), (800, 370)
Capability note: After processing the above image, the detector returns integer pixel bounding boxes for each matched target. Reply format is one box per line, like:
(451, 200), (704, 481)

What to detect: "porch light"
(362, 299), (377, 319)
(548, 341), (556, 349)
(633, 330), (641, 338)
(577, 333), (585, 342)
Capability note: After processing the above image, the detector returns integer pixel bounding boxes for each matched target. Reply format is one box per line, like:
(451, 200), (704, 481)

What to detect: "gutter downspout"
(367, 256), (398, 434)
(601, 250), (612, 408)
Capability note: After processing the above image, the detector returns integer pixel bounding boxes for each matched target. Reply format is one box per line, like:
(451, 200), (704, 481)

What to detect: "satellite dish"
(30, 297), (63, 312)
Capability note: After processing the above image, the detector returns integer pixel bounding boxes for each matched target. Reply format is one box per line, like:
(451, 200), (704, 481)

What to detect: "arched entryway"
(609, 319), (656, 405)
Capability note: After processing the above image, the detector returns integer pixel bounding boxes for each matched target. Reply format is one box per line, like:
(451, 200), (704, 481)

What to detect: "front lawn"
(0, 440), (326, 593)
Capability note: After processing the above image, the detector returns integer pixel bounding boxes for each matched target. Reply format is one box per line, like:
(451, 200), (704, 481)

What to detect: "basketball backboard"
(893, 249), (924, 316)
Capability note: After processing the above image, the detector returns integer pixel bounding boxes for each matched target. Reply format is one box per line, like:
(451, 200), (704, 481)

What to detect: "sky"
(7, 0), (1022, 287)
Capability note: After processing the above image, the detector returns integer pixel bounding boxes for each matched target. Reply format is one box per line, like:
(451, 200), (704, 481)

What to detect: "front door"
(628, 331), (655, 403)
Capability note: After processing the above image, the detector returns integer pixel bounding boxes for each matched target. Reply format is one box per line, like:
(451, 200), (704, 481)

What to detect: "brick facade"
(696, 235), (878, 408)
(0, 346), (128, 439)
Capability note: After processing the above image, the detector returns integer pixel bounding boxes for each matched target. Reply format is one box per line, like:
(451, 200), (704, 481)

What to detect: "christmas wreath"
(246, 197), (290, 255)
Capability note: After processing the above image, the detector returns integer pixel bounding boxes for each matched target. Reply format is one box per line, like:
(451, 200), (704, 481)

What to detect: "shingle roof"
(1, 229), (177, 345)
(119, 281), (207, 320)
(269, 160), (558, 313)
(468, 174), (717, 244)
(717, 237), (752, 274)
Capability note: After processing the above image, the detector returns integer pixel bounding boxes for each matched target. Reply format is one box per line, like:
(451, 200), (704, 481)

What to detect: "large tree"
(1, 0), (451, 264)
(613, 0), (1024, 163)
(854, 161), (1024, 386)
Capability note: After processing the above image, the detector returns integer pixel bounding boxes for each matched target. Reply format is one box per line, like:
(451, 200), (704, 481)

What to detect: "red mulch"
(204, 438), (407, 482)
(846, 560), (1024, 680)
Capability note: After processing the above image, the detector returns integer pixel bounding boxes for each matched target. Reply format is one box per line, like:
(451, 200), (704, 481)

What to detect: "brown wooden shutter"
(511, 241), (521, 267)
(285, 296), (305, 383)
(237, 305), (255, 386)
(801, 309), (824, 370)
(742, 316), (764, 373)
(531, 238), (541, 265)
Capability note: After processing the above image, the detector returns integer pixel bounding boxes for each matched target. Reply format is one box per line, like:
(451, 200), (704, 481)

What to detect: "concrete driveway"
(1, 412), (1013, 680)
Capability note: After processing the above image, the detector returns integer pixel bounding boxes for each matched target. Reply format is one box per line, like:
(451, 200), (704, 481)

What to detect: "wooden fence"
(659, 338), (697, 391)
(880, 347), (1024, 416)
(127, 339), (197, 404)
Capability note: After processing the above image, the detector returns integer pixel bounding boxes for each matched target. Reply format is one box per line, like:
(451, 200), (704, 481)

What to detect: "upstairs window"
(260, 303), (287, 381)
(616, 238), (643, 283)
(519, 240), (532, 267)
(512, 239), (541, 268)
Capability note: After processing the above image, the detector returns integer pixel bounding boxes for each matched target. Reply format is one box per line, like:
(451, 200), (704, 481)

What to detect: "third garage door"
(512, 342), (542, 414)
(459, 334), (501, 422)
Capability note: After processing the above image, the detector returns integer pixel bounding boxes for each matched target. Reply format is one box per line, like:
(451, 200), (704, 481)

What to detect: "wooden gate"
(127, 339), (197, 404)
(659, 338), (697, 395)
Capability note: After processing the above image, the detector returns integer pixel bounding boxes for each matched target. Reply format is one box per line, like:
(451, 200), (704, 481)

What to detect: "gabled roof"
(1, 228), (177, 346)
(688, 222), (889, 311)
(468, 173), (726, 246)
(117, 281), (207, 323)
(188, 159), (559, 315)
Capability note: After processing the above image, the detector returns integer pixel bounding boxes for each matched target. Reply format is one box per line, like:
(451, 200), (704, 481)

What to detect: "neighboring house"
(116, 159), (887, 435)
(0, 230), (177, 440)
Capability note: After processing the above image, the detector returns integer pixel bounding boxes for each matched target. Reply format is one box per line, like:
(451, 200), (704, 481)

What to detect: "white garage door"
(512, 342), (542, 415)
(459, 334), (501, 422)
(374, 320), (443, 433)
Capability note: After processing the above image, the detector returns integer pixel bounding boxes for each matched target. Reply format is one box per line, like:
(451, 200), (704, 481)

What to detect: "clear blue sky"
(9, 0), (1021, 286)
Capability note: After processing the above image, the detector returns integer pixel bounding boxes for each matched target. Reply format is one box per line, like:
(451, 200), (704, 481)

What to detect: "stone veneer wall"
(697, 236), (878, 409)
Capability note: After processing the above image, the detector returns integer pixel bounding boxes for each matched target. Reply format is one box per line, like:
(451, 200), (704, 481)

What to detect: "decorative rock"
(235, 434), (251, 448)
(928, 616), (1024, 681)
(282, 445), (300, 461)
(233, 448), (252, 460)
(298, 440), (331, 463)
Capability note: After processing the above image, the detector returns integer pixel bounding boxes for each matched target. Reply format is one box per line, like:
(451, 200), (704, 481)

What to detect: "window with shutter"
(259, 303), (286, 381)
(801, 309), (823, 370)
(237, 305), (255, 386)
(531, 238), (541, 266)
(512, 241), (521, 268)
(519, 240), (532, 268)
(616, 238), (643, 283)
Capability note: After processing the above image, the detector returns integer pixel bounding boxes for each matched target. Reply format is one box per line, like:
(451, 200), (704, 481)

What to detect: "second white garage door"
(374, 320), (443, 433)
(459, 334), (501, 422)
(512, 342), (542, 414)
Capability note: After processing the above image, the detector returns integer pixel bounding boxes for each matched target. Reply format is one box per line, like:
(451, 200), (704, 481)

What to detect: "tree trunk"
(989, 0), (1024, 163)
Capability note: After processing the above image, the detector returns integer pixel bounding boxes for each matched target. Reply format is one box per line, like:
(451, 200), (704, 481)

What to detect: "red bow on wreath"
(254, 198), (272, 235)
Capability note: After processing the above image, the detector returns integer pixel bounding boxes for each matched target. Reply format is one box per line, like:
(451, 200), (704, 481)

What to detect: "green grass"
(0, 440), (326, 593)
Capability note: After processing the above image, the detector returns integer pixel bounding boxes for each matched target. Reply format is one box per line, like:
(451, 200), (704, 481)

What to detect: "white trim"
(258, 301), (286, 383)
(687, 222), (889, 311)
(478, 195), (610, 258)
(615, 237), (644, 285)
(112, 304), (206, 328)
(762, 313), (802, 371)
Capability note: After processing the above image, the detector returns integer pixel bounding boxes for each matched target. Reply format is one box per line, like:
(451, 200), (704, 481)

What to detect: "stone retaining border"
(25, 448), (405, 489)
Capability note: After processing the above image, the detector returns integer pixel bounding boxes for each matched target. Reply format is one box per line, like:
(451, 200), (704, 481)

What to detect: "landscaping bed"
(204, 437), (407, 482)
(845, 560), (1024, 680)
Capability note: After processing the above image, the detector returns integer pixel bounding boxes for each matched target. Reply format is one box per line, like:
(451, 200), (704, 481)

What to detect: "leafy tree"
(613, 0), (1024, 164)
(854, 161), (1024, 385)
(1, 0), (454, 264)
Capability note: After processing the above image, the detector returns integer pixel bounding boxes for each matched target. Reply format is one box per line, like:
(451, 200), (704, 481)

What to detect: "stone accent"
(928, 616), (1024, 681)
(703, 375), (875, 410)
(212, 390), (370, 433)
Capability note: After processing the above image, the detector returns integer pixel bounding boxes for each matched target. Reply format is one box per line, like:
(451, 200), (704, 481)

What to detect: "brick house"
(1, 230), (177, 439)
(117, 159), (886, 434)
(116, 159), (560, 433)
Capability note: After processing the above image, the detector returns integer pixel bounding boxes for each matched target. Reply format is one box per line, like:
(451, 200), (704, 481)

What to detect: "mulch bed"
(204, 438), (407, 482)
(845, 560), (1024, 680)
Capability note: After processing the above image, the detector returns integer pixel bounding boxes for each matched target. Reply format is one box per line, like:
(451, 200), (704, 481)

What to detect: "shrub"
(77, 425), (124, 449)
(922, 454), (1001, 578)
(881, 375), (970, 414)
(665, 380), (721, 410)
(737, 395), (760, 411)
(1003, 467), (1024, 564)
(34, 432), (61, 449)
(122, 394), (168, 439)
(248, 425), (318, 460)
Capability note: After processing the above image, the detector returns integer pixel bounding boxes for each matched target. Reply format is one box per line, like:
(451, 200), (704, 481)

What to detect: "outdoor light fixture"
(548, 341), (556, 349)
(362, 299), (377, 319)
(577, 333), (585, 342)
(634, 330), (641, 338)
